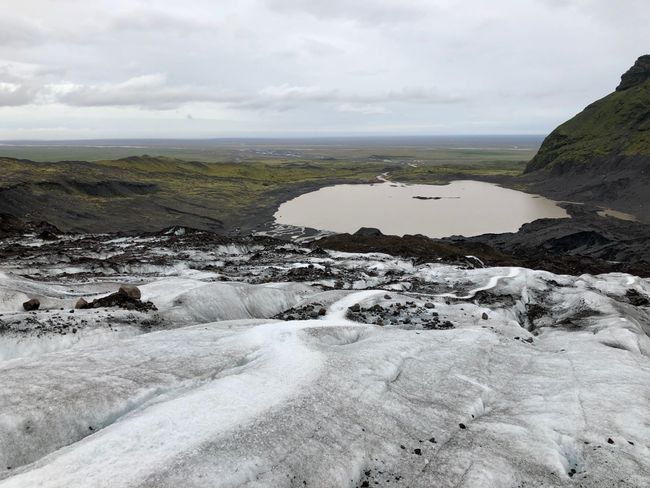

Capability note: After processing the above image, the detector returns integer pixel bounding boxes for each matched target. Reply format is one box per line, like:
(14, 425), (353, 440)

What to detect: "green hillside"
(526, 55), (650, 173)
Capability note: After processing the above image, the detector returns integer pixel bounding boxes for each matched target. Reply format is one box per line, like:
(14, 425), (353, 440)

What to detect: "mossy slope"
(526, 55), (650, 173)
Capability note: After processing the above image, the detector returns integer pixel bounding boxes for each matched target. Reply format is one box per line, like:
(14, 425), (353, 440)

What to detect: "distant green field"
(0, 139), (538, 233)
(0, 137), (539, 165)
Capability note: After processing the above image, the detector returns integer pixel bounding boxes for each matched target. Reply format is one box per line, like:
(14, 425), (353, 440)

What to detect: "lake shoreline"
(273, 179), (569, 239)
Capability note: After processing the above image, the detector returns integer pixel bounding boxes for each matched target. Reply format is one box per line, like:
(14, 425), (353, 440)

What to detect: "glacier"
(0, 230), (649, 487)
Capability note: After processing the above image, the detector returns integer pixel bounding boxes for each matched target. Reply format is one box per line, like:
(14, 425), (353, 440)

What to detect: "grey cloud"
(53, 76), (462, 111)
(110, 10), (218, 34)
(0, 17), (46, 46)
(56, 74), (246, 109)
(0, 83), (39, 106)
(0, 65), (44, 106)
(245, 85), (462, 108)
(264, 0), (432, 24)
(0, 0), (648, 138)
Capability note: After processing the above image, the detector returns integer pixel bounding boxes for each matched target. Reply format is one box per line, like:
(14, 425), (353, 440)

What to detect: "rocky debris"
(345, 300), (454, 330)
(357, 466), (405, 487)
(118, 285), (141, 300)
(525, 303), (548, 325)
(22, 299), (40, 311)
(424, 320), (454, 330)
(274, 303), (327, 321)
(284, 265), (335, 282)
(77, 287), (156, 312)
(0, 308), (164, 340)
(354, 227), (383, 237)
(625, 289), (650, 307)
(37, 230), (58, 241)
(0, 214), (62, 239)
(314, 231), (494, 267)
(446, 204), (650, 276)
(0, 213), (29, 238)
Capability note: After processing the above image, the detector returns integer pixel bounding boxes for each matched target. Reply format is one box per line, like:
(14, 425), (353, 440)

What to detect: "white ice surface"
(1, 264), (649, 487)
(141, 279), (315, 325)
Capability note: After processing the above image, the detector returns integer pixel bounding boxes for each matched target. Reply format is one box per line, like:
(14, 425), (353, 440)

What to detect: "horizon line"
(0, 133), (547, 143)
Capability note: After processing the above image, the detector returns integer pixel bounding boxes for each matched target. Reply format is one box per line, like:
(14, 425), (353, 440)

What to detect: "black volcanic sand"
(312, 203), (650, 277)
(3, 205), (650, 277)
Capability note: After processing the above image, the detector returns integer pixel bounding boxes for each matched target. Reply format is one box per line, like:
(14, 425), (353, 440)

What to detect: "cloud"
(109, 10), (218, 34)
(55, 74), (245, 109)
(264, 0), (433, 24)
(0, 0), (648, 137)
(244, 84), (462, 110)
(0, 17), (45, 46)
(337, 103), (389, 115)
(49, 76), (462, 112)
(0, 64), (47, 106)
(0, 82), (39, 106)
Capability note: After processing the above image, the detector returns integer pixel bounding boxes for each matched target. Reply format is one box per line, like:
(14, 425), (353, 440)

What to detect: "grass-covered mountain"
(526, 55), (649, 173)
(524, 55), (649, 220)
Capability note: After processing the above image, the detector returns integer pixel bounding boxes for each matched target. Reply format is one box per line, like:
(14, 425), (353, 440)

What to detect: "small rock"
(413, 448), (422, 455)
(424, 302), (435, 309)
(459, 423), (467, 429)
(607, 438), (615, 444)
(23, 299), (40, 311)
(75, 298), (88, 309)
(318, 308), (327, 316)
(481, 312), (489, 320)
(119, 285), (141, 300)
(384, 294), (392, 300)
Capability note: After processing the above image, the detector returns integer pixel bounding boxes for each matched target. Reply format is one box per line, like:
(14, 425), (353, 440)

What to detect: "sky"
(0, 0), (648, 139)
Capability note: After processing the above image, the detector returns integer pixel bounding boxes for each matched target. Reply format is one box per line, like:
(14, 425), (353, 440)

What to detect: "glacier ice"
(0, 237), (649, 487)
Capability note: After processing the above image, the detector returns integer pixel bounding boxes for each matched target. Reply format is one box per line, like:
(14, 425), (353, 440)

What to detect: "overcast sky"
(0, 0), (647, 139)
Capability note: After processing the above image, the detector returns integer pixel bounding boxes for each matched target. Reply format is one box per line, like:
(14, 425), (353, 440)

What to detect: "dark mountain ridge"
(524, 55), (649, 220)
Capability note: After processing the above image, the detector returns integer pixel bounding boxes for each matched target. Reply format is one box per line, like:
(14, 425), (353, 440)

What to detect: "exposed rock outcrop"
(23, 299), (40, 311)
(617, 54), (650, 91)
(76, 286), (155, 312)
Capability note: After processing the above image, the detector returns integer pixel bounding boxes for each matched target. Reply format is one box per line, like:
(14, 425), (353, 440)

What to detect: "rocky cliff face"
(617, 54), (650, 91)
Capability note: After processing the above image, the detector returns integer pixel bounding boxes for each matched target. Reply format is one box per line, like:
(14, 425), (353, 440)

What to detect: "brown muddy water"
(274, 180), (569, 238)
